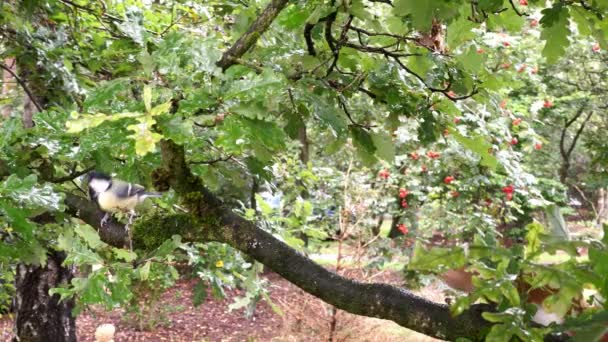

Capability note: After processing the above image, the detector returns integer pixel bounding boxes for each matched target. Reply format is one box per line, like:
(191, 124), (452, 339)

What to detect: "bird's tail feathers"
(140, 192), (163, 200)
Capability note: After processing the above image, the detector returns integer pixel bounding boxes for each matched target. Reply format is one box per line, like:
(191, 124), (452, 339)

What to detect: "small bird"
(87, 171), (162, 227)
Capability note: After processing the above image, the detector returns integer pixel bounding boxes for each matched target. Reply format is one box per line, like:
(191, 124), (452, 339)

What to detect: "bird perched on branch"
(86, 171), (162, 227)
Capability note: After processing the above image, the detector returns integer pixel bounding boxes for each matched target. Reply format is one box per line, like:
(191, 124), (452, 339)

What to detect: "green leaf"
(540, 5), (571, 63)
(67, 111), (141, 133)
(484, 323), (513, 342)
(154, 235), (182, 258)
(143, 85), (152, 113)
(75, 224), (106, 250)
(139, 260), (151, 281)
(262, 290), (284, 316)
(478, 0), (503, 12)
(447, 14), (476, 49)
(350, 126), (378, 166)
(393, 0), (433, 31)
(452, 131), (499, 170)
(370, 131), (395, 162)
(150, 101), (172, 116)
(127, 116), (164, 156)
(192, 280), (208, 307)
(112, 248), (137, 262)
(408, 244), (466, 271)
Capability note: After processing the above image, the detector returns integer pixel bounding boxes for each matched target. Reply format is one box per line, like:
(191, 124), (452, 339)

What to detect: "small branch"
(324, 12), (339, 76)
(189, 155), (233, 165)
(48, 165), (95, 183)
(357, 87), (377, 99)
(343, 41), (421, 58)
(508, 0), (526, 16)
(304, 23), (317, 56)
(567, 111), (593, 157)
(349, 26), (416, 42)
(337, 96), (376, 129)
(0, 62), (42, 112)
(572, 184), (599, 220)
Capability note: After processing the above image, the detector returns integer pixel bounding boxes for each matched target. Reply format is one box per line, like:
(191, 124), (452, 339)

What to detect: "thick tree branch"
(216, 0), (290, 70)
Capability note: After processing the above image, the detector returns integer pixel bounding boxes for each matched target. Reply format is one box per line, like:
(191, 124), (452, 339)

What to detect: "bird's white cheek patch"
(89, 178), (110, 193)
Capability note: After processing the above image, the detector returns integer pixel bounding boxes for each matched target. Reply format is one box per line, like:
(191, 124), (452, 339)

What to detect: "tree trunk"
(12, 54), (77, 342)
(13, 251), (76, 342)
(598, 188), (608, 227)
(2, 57), (15, 118)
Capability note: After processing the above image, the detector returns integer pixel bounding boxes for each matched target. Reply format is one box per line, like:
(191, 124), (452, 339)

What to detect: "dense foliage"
(0, 0), (607, 341)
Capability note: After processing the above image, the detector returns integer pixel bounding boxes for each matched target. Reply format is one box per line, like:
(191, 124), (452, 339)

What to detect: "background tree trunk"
(598, 188), (608, 227)
(13, 251), (76, 342)
(1, 57), (15, 118)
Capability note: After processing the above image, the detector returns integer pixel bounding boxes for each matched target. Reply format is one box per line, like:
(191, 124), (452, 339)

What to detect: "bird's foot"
(100, 213), (110, 227)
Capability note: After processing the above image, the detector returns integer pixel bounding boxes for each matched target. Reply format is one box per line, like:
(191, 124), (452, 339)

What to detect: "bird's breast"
(97, 192), (138, 212)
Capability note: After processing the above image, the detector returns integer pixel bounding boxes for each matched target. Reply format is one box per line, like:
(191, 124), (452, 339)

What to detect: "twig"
(189, 155), (233, 165)
(572, 184), (599, 220)
(48, 165), (95, 183)
(337, 95), (376, 129)
(508, 0), (526, 16)
(0, 62), (42, 112)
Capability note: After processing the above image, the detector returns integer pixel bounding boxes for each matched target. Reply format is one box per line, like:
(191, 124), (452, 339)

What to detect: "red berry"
(410, 152), (420, 160)
(517, 64), (526, 73)
(501, 62), (511, 69)
(511, 137), (518, 145)
(454, 117), (461, 124)
(502, 41), (511, 47)
(447, 91), (457, 98)
(502, 185), (514, 201)
(451, 190), (460, 197)
(399, 188), (408, 198)
(401, 200), (409, 208)
(426, 151), (440, 159)
(512, 118), (522, 126)
(476, 48), (485, 54)
(530, 19), (539, 27)
(379, 169), (390, 179)
(592, 43), (601, 52)
(444, 176), (455, 184)
(543, 100), (553, 108)
(534, 142), (542, 150)
(397, 224), (408, 235)
(519, 0), (528, 5)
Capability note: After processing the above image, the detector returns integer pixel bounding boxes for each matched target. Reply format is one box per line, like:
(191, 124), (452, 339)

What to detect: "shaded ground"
(0, 271), (443, 342)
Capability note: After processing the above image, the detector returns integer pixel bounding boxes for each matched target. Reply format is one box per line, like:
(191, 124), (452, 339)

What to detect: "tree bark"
(1, 58), (15, 118)
(216, 0), (290, 70)
(598, 188), (608, 226)
(12, 251), (76, 342)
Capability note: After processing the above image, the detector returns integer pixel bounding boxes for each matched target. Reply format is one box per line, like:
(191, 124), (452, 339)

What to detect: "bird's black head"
(86, 171), (112, 201)
(87, 171), (111, 182)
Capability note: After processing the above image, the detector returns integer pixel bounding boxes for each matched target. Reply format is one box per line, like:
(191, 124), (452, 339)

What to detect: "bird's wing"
(109, 180), (146, 198)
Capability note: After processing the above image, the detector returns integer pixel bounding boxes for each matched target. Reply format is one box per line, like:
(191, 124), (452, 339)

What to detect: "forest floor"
(0, 270), (444, 342)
